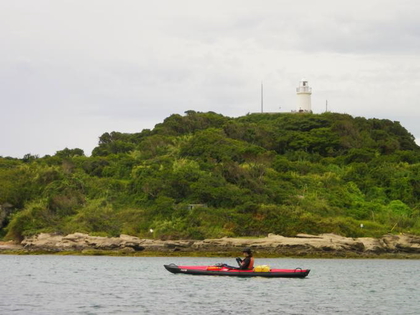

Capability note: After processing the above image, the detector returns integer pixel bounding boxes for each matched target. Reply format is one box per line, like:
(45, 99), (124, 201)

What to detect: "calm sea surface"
(0, 255), (419, 314)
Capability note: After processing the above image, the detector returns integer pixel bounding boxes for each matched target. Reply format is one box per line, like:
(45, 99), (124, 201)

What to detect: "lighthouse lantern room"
(296, 79), (312, 112)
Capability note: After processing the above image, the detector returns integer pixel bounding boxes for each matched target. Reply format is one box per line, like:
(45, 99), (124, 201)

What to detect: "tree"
(55, 148), (85, 158)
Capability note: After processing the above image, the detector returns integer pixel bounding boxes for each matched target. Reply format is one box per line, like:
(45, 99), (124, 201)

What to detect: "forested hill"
(1, 111), (420, 241)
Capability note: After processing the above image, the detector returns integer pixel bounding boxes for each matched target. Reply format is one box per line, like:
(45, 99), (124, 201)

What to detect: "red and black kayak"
(164, 264), (310, 278)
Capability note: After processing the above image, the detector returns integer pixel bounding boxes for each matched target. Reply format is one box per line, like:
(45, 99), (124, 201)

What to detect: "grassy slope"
(1, 111), (420, 241)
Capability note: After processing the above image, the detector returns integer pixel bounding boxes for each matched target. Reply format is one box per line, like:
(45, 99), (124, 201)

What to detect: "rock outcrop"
(20, 233), (146, 253)
(10, 232), (420, 256)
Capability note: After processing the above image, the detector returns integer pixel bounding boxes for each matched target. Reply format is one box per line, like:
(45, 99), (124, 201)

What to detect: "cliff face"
(6, 232), (419, 256)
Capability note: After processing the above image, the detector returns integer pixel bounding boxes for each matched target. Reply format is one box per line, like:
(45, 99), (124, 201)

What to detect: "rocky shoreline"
(1, 232), (420, 257)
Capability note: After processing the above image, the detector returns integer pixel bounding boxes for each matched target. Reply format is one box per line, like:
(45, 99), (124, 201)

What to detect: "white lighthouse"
(296, 78), (312, 112)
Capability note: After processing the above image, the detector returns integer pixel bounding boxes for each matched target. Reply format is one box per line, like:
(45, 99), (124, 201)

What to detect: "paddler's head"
(242, 247), (252, 257)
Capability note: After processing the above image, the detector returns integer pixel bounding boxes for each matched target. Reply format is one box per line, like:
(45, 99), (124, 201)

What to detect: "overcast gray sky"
(1, 0), (419, 158)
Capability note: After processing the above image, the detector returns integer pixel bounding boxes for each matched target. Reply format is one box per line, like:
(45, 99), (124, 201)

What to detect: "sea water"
(0, 255), (419, 314)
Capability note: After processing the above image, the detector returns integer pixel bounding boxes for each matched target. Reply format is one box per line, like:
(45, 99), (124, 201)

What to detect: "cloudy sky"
(1, 0), (419, 158)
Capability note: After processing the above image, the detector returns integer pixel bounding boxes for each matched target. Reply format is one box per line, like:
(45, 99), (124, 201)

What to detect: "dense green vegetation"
(1, 111), (420, 241)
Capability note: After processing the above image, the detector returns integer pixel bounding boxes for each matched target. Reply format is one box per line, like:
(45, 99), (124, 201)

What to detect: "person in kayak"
(236, 247), (254, 270)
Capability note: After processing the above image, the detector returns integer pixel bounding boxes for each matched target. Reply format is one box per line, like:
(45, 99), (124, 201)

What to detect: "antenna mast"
(261, 81), (264, 113)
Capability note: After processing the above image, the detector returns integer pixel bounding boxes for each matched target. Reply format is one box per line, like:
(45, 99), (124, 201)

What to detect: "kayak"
(164, 263), (310, 278)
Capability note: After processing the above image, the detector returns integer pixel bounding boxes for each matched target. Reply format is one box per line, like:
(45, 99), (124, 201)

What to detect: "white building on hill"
(296, 79), (312, 113)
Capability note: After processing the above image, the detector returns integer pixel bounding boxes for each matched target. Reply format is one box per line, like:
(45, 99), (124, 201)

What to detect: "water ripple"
(1, 256), (419, 314)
